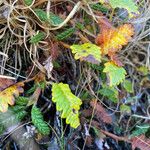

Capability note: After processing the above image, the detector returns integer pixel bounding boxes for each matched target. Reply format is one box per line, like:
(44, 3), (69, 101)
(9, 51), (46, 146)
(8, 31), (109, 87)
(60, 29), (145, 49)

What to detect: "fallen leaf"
(90, 100), (112, 124)
(43, 56), (53, 79)
(0, 77), (15, 91)
(131, 135), (150, 150)
(0, 82), (24, 112)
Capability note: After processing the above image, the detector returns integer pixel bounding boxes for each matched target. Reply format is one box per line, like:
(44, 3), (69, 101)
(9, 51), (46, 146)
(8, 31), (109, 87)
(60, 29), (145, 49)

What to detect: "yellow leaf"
(0, 82), (24, 112)
(52, 83), (82, 128)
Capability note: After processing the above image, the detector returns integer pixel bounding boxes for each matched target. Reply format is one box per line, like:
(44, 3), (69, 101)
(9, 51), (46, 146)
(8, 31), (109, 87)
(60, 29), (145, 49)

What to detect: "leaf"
(137, 66), (149, 76)
(34, 9), (48, 22)
(90, 100), (112, 124)
(70, 43), (101, 64)
(30, 32), (45, 44)
(34, 9), (63, 26)
(56, 28), (76, 41)
(120, 104), (131, 113)
(27, 73), (46, 106)
(31, 106), (50, 135)
(131, 135), (150, 150)
(96, 24), (134, 57)
(99, 0), (139, 18)
(103, 62), (126, 86)
(0, 77), (15, 91)
(52, 83), (82, 128)
(0, 82), (24, 112)
(49, 12), (64, 26)
(99, 85), (118, 103)
(91, 3), (108, 13)
(16, 97), (29, 106)
(24, 0), (33, 5)
(130, 125), (150, 138)
(122, 80), (133, 93)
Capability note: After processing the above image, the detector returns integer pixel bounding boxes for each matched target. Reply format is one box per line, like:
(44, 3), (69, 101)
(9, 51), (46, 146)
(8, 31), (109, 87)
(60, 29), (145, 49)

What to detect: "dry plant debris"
(0, 0), (150, 149)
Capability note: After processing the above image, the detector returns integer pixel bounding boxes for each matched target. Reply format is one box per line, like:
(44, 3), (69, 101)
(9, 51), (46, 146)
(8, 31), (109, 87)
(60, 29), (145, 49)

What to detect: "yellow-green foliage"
(103, 62), (126, 86)
(70, 43), (101, 64)
(99, 0), (139, 18)
(52, 83), (82, 128)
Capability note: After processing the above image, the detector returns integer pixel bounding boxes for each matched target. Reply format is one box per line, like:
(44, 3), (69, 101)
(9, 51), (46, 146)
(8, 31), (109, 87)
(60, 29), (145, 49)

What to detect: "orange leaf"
(0, 82), (24, 112)
(131, 135), (150, 150)
(96, 23), (134, 56)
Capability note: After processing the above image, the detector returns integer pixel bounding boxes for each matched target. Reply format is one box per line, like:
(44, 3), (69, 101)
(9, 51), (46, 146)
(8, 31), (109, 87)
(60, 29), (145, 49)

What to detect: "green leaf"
(130, 125), (150, 138)
(34, 9), (63, 26)
(31, 106), (50, 135)
(70, 43), (101, 64)
(34, 9), (49, 22)
(123, 80), (133, 93)
(99, 0), (139, 18)
(16, 97), (29, 106)
(137, 66), (149, 76)
(91, 3), (108, 13)
(30, 32), (45, 44)
(120, 104), (131, 113)
(52, 83), (82, 128)
(24, 0), (33, 5)
(49, 12), (63, 26)
(99, 85), (118, 103)
(56, 28), (76, 41)
(103, 62), (126, 86)
(75, 22), (85, 30)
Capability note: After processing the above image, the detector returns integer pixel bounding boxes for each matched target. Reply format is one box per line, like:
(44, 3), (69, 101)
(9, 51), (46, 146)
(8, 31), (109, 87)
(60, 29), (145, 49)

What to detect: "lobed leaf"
(90, 100), (112, 124)
(122, 80), (133, 93)
(70, 43), (101, 64)
(52, 83), (82, 128)
(103, 62), (126, 86)
(99, 85), (118, 103)
(31, 106), (50, 135)
(34, 9), (63, 26)
(30, 32), (45, 44)
(96, 24), (134, 56)
(56, 28), (76, 41)
(99, 0), (139, 18)
(120, 104), (131, 113)
(24, 0), (33, 6)
(130, 125), (150, 138)
(0, 82), (24, 112)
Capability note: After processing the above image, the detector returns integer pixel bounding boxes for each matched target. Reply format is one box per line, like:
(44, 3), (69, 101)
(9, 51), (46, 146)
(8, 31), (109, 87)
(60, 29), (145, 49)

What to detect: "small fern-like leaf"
(30, 32), (45, 44)
(130, 125), (150, 138)
(34, 9), (63, 26)
(52, 83), (82, 128)
(31, 106), (50, 135)
(16, 97), (29, 106)
(56, 28), (76, 40)
(24, 0), (33, 6)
